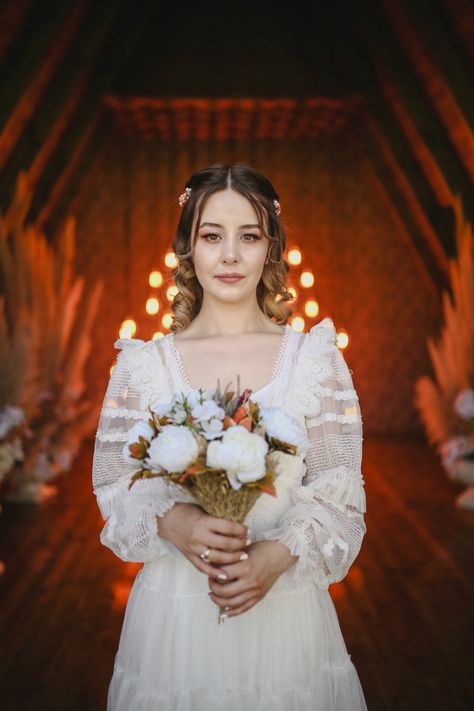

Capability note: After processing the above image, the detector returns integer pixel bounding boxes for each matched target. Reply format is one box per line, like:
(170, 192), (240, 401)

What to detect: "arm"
(261, 323), (366, 589)
(92, 339), (197, 563)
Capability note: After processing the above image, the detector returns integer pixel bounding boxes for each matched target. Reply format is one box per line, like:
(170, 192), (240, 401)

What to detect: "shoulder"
(296, 317), (337, 365)
(113, 336), (166, 372)
(112, 337), (172, 408)
(113, 337), (148, 370)
(302, 317), (336, 348)
(284, 318), (338, 418)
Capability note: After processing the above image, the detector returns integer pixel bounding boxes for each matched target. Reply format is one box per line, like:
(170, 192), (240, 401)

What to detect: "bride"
(92, 162), (368, 710)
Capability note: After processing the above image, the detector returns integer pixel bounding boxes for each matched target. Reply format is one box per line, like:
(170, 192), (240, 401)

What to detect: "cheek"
(249, 241), (269, 268)
(193, 243), (216, 276)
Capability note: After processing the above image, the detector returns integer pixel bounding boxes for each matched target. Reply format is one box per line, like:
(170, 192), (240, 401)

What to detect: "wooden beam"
(383, 0), (474, 183)
(0, 0), (91, 171)
(0, 0), (35, 63)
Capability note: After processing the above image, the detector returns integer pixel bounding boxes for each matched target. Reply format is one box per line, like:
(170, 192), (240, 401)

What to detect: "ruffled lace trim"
(260, 523), (331, 590)
(300, 466), (366, 514)
(95, 430), (129, 442)
(94, 477), (195, 520)
(111, 658), (357, 701)
(101, 406), (148, 419)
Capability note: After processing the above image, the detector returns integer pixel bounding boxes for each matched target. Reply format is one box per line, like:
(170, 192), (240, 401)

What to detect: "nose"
(221, 244), (240, 263)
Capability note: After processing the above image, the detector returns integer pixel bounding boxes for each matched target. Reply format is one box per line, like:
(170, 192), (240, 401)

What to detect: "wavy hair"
(170, 162), (293, 333)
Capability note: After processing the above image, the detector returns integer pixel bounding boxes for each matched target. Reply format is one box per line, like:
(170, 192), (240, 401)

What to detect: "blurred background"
(0, 1), (472, 709)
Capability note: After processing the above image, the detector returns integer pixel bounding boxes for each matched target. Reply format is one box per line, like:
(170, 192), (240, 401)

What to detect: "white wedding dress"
(92, 317), (368, 710)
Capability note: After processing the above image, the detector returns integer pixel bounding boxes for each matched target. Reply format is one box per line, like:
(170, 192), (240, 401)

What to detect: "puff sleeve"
(261, 318), (367, 590)
(92, 338), (197, 563)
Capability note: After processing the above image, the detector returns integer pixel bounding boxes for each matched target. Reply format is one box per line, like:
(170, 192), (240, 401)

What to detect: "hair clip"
(273, 199), (281, 216)
(178, 187), (192, 206)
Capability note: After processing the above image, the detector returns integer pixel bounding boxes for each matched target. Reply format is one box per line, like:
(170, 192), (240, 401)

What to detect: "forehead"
(193, 190), (268, 232)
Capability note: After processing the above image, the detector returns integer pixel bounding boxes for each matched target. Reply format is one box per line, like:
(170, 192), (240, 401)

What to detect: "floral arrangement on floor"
(123, 379), (311, 621)
(414, 196), (474, 510)
(0, 172), (104, 505)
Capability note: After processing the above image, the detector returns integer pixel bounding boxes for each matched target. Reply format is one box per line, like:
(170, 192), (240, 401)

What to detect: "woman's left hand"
(207, 540), (293, 618)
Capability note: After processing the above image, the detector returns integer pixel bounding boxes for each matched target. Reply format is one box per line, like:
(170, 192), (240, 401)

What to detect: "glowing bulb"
(162, 313), (173, 329)
(146, 297), (159, 315)
(149, 271), (163, 287)
(300, 271), (314, 288)
(291, 316), (305, 332)
(304, 300), (319, 318)
(119, 319), (136, 338)
(152, 331), (166, 340)
(288, 248), (302, 266)
(288, 286), (298, 299)
(166, 285), (179, 301)
(165, 251), (178, 269)
(336, 331), (349, 349)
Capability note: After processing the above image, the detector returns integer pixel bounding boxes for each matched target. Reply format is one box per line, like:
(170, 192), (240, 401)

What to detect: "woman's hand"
(157, 503), (250, 581)
(207, 540), (293, 617)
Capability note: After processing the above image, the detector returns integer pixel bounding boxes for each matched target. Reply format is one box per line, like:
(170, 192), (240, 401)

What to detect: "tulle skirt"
(107, 555), (367, 711)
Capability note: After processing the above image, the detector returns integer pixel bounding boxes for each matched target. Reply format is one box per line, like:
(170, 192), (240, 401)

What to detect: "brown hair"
(170, 162), (293, 332)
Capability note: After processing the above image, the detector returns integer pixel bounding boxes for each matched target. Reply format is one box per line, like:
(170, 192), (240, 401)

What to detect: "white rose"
(206, 425), (269, 490)
(146, 424), (199, 473)
(122, 419), (155, 464)
(258, 406), (311, 457)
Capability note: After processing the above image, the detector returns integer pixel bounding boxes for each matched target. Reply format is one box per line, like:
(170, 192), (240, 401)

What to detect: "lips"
(215, 275), (244, 283)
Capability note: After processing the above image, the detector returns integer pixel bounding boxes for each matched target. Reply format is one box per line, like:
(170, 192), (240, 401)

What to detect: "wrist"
(267, 540), (299, 575)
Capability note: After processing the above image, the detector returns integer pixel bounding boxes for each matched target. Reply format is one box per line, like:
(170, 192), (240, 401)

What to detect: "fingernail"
(246, 537), (252, 546)
(220, 613), (229, 619)
(240, 552), (249, 560)
(217, 573), (228, 580)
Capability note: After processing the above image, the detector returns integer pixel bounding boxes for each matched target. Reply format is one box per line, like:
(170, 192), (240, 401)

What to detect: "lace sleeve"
(261, 319), (367, 590)
(92, 338), (197, 563)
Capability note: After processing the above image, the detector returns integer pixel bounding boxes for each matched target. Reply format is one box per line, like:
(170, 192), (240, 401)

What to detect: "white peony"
(145, 424), (199, 473)
(206, 425), (269, 490)
(258, 406), (311, 457)
(122, 419), (155, 464)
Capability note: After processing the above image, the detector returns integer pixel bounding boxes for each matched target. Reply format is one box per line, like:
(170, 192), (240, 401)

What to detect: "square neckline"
(166, 324), (293, 399)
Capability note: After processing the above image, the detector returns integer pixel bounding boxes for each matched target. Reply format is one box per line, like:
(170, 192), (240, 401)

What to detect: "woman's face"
(190, 189), (270, 303)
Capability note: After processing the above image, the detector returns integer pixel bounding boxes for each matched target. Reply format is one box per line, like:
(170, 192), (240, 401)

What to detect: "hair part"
(170, 162), (293, 332)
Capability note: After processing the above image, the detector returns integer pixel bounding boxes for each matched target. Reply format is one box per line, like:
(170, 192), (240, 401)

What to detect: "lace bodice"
(92, 318), (366, 590)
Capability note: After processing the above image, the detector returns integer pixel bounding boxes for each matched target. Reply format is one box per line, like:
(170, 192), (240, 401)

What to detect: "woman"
(92, 163), (368, 709)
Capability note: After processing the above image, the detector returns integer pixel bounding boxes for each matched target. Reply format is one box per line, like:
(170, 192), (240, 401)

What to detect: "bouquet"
(122, 379), (311, 623)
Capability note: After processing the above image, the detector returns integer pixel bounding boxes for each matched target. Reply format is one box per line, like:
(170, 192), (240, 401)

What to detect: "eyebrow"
(198, 222), (261, 229)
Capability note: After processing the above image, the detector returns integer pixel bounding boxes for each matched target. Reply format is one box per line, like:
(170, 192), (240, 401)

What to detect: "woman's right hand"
(157, 503), (251, 581)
